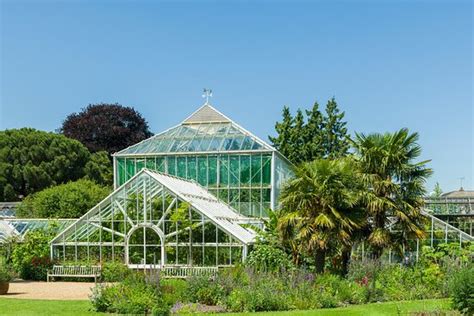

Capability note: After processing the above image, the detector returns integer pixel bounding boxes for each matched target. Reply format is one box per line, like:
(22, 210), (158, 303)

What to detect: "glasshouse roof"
(0, 219), (75, 243)
(51, 169), (258, 246)
(114, 104), (276, 156)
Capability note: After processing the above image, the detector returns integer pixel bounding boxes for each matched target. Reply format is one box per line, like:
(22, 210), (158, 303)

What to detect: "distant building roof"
(441, 188), (474, 198)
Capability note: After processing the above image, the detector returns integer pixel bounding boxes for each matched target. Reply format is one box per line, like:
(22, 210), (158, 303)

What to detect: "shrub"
(185, 275), (225, 305)
(246, 244), (294, 272)
(0, 263), (13, 283)
(312, 274), (366, 308)
(161, 279), (188, 305)
(449, 266), (474, 315)
(11, 229), (55, 280)
(101, 261), (130, 282)
(226, 277), (290, 312)
(18, 179), (110, 218)
(90, 273), (170, 315)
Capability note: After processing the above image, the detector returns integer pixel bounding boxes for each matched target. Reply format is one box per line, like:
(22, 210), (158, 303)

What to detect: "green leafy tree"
(432, 182), (443, 197)
(17, 179), (110, 218)
(351, 128), (432, 258)
(323, 98), (350, 158)
(278, 158), (365, 273)
(61, 103), (152, 154)
(0, 128), (91, 201)
(84, 151), (113, 186)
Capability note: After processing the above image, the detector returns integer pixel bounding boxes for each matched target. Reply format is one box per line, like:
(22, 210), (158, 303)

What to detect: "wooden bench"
(47, 265), (101, 282)
(159, 266), (218, 279)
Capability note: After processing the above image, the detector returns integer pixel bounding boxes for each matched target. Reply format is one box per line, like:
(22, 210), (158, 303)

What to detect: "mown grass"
(0, 297), (452, 315)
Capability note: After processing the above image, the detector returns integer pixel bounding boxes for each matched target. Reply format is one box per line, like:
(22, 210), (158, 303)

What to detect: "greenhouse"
(51, 169), (259, 267)
(113, 104), (293, 218)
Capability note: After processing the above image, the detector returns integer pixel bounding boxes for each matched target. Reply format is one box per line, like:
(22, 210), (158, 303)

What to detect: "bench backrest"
(51, 265), (101, 275)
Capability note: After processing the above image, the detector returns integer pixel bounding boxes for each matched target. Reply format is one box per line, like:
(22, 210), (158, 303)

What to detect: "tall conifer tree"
(303, 102), (325, 161)
(269, 106), (294, 161)
(323, 98), (349, 158)
(288, 109), (306, 164)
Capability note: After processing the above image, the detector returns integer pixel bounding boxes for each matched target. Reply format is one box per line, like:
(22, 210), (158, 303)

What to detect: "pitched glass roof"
(115, 105), (275, 156)
(0, 219), (75, 243)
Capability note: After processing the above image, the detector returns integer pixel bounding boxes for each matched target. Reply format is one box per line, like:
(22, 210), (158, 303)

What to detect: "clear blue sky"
(1, 0), (472, 193)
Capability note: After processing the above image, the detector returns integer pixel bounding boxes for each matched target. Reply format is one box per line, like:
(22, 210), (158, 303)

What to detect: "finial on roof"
(459, 177), (465, 191)
(202, 88), (213, 105)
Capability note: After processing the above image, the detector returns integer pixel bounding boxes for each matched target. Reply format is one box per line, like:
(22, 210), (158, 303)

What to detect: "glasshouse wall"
(115, 153), (280, 218)
(51, 172), (246, 266)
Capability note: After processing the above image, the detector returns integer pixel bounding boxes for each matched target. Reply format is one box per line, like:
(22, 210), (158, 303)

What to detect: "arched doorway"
(126, 224), (165, 267)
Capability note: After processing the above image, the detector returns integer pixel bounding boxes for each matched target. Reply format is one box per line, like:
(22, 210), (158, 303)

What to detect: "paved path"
(3, 280), (94, 300)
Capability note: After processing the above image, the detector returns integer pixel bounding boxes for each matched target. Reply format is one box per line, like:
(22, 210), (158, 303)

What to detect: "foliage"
(90, 273), (169, 315)
(322, 98), (350, 158)
(185, 275), (226, 305)
(11, 228), (56, 280)
(61, 103), (152, 155)
(0, 128), (90, 201)
(226, 277), (290, 312)
(17, 179), (110, 218)
(0, 261), (13, 283)
(84, 151), (113, 186)
(101, 261), (130, 282)
(269, 98), (349, 164)
(0, 297), (453, 316)
(278, 158), (365, 273)
(432, 182), (443, 197)
(160, 279), (188, 306)
(246, 243), (294, 272)
(351, 128), (432, 258)
(449, 265), (474, 315)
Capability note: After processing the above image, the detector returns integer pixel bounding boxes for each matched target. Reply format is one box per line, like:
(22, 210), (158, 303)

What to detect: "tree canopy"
(61, 103), (153, 155)
(278, 158), (365, 273)
(17, 179), (110, 218)
(350, 128), (432, 258)
(0, 128), (91, 201)
(84, 151), (113, 186)
(269, 98), (349, 164)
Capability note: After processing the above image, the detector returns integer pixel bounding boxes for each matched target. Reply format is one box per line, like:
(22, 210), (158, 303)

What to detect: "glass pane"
(117, 158), (126, 185)
(219, 155), (229, 186)
(192, 247), (203, 266)
(156, 157), (165, 172)
(197, 156), (208, 186)
(208, 156), (217, 187)
(145, 157), (156, 170)
(240, 156), (250, 185)
(229, 136), (244, 150)
(229, 156), (239, 185)
(167, 156), (176, 175)
(126, 158), (136, 180)
(136, 159), (145, 172)
(177, 157), (187, 178)
(187, 156), (197, 181)
(240, 137), (254, 150)
(251, 155), (262, 185)
(262, 155), (272, 185)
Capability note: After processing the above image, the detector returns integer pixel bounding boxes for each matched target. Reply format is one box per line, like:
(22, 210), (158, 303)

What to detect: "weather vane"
(202, 88), (212, 104)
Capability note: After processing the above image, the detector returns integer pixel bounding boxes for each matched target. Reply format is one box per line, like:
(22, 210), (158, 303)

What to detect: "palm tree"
(278, 158), (365, 274)
(351, 128), (432, 258)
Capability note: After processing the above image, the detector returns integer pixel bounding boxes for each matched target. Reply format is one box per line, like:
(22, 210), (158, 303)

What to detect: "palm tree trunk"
(340, 247), (351, 276)
(315, 249), (326, 274)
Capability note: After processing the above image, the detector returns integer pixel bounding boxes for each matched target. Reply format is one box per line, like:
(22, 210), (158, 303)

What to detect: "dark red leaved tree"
(61, 103), (153, 154)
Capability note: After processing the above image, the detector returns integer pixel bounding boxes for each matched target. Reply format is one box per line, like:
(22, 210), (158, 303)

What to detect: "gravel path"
(3, 280), (95, 300)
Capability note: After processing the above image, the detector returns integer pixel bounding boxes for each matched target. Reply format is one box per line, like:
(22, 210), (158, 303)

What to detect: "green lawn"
(0, 298), (452, 316)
